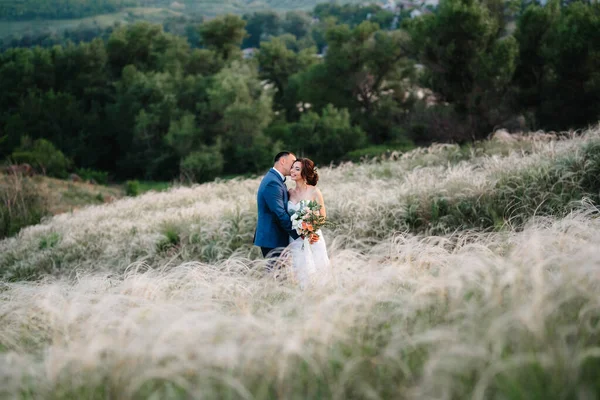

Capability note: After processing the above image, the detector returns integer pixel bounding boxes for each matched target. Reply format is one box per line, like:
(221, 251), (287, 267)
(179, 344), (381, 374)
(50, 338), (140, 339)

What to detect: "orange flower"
(301, 222), (314, 231)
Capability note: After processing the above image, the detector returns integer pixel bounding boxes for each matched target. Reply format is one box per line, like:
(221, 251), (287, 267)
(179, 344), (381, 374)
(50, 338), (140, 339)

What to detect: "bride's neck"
(295, 181), (308, 191)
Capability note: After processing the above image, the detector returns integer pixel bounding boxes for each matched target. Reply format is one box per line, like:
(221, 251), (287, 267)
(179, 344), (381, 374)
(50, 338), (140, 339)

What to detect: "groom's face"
(282, 154), (296, 176)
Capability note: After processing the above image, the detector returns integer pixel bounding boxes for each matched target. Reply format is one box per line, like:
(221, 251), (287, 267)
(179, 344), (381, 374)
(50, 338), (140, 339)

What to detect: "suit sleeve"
(263, 181), (300, 240)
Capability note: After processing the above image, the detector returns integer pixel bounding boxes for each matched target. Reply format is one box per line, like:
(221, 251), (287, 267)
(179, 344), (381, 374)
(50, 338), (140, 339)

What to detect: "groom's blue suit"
(254, 169), (300, 256)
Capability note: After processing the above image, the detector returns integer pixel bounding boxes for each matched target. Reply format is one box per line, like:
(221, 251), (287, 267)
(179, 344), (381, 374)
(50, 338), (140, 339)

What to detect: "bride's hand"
(308, 233), (319, 244)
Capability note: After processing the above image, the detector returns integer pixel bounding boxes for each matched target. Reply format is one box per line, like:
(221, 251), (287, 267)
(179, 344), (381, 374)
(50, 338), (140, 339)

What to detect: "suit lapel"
(267, 169), (288, 206)
(268, 168), (284, 182)
(268, 169), (289, 211)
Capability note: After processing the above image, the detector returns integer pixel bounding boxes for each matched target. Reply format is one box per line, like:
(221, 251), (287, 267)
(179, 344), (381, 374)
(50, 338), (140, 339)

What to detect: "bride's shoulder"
(308, 185), (321, 197)
(310, 186), (325, 202)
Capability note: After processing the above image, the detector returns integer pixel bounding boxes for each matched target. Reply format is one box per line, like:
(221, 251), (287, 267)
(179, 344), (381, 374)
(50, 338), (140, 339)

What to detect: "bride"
(287, 158), (331, 288)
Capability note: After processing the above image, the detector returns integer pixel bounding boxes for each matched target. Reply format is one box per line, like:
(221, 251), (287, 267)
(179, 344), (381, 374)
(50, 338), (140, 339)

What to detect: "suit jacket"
(254, 169), (300, 249)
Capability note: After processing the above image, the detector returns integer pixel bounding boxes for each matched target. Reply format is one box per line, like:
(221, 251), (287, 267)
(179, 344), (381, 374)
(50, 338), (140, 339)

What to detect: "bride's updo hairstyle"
(294, 158), (319, 186)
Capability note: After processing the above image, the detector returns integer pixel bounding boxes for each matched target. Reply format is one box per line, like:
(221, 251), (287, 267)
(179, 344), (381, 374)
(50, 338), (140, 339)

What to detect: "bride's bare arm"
(315, 188), (326, 218)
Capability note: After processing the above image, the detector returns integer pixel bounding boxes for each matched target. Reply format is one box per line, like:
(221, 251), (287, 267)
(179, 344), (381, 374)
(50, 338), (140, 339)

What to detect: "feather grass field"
(1, 126), (600, 399)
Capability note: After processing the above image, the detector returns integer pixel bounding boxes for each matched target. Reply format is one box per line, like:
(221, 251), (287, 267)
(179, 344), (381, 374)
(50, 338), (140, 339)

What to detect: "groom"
(254, 151), (316, 264)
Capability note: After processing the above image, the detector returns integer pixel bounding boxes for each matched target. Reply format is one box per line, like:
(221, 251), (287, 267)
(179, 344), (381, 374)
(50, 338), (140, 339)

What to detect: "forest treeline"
(0, 0), (598, 182)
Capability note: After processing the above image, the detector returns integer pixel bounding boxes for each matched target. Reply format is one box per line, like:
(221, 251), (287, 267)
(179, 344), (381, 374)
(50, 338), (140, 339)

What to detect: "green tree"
(243, 11), (282, 48)
(257, 37), (317, 110)
(108, 66), (180, 180)
(185, 49), (224, 76)
(3, 90), (85, 163)
(538, 1), (600, 129)
(292, 22), (413, 143)
(199, 15), (247, 61)
(513, 0), (559, 117)
(107, 22), (189, 77)
(165, 113), (203, 157)
(290, 104), (367, 162)
(208, 62), (275, 174)
(52, 39), (115, 169)
(283, 11), (312, 39)
(406, 0), (519, 138)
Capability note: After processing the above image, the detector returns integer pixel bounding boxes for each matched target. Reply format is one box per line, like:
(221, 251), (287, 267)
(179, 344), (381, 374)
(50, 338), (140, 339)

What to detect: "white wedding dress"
(287, 201), (331, 289)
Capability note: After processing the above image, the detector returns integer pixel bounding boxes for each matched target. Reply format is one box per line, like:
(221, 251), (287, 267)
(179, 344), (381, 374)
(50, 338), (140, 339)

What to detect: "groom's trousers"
(261, 247), (278, 258)
(261, 247), (284, 274)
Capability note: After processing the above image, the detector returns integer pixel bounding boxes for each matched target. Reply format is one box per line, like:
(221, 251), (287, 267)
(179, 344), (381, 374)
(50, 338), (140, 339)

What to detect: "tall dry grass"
(1, 127), (600, 398)
(1, 209), (600, 399)
(1, 127), (598, 281)
(0, 170), (49, 240)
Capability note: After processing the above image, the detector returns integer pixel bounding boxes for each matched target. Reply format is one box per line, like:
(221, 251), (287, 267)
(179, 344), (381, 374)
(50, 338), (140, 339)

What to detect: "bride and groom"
(254, 151), (330, 288)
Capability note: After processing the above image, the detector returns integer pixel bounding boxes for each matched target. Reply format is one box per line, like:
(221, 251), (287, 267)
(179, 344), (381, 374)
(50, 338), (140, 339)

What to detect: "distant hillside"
(0, 7), (182, 39)
(0, 0), (139, 20)
(0, 0), (365, 39)
(181, 0), (366, 14)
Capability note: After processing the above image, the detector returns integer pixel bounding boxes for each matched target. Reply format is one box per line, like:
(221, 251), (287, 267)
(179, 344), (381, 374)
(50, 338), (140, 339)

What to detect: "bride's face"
(290, 161), (303, 182)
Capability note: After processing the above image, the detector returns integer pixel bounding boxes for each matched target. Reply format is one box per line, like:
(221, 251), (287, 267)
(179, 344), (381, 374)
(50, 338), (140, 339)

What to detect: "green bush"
(75, 168), (109, 185)
(180, 148), (225, 183)
(11, 137), (71, 178)
(0, 173), (50, 239)
(125, 180), (140, 197)
(137, 181), (172, 193)
(38, 232), (60, 250)
(156, 226), (181, 253)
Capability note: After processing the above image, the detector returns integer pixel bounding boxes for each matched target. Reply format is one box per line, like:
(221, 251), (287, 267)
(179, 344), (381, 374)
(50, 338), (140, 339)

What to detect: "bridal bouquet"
(290, 200), (327, 244)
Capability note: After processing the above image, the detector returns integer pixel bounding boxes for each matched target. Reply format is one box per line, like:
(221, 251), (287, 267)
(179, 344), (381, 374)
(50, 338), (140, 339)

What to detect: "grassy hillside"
(0, 173), (123, 215)
(1, 126), (600, 398)
(0, 0), (365, 39)
(0, 7), (183, 39)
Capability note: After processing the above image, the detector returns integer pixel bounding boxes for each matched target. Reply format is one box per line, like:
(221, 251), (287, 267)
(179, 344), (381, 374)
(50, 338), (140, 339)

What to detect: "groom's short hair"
(274, 151), (294, 164)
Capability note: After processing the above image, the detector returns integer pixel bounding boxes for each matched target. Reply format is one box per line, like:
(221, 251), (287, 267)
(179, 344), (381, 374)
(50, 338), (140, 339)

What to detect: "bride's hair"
(294, 158), (319, 186)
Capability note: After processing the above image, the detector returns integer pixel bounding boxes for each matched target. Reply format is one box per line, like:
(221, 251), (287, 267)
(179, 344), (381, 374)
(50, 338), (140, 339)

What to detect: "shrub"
(180, 148), (224, 183)
(156, 225), (181, 253)
(137, 181), (171, 193)
(38, 232), (60, 250)
(75, 168), (109, 185)
(11, 137), (71, 178)
(125, 180), (140, 197)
